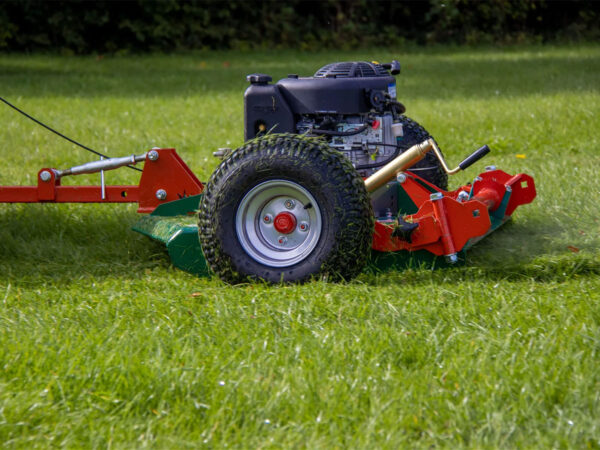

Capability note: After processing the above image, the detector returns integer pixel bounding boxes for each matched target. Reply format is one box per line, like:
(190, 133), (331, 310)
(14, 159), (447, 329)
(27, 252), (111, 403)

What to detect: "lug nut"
(396, 173), (407, 184)
(263, 214), (273, 223)
(299, 221), (309, 232)
(278, 236), (288, 245)
(284, 199), (296, 209)
(148, 150), (159, 161)
(155, 189), (167, 200)
(39, 170), (52, 182)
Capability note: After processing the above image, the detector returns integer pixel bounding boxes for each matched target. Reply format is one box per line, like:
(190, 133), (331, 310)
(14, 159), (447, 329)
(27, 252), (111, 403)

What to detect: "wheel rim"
(235, 180), (322, 268)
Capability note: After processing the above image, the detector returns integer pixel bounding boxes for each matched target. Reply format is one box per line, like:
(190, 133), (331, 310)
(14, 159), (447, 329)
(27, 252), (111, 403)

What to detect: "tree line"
(1, 0), (597, 53)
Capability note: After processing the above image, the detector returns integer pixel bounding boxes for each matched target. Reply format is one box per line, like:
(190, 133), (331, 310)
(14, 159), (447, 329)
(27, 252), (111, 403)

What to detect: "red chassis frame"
(0, 148), (536, 261)
(0, 149), (204, 213)
(372, 169), (536, 257)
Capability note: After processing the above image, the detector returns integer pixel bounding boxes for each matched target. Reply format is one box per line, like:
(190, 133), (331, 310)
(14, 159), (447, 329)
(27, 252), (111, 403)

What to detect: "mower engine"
(244, 60), (446, 191)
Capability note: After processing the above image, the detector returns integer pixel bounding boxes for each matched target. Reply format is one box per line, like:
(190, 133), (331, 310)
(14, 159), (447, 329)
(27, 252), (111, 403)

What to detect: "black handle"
(459, 145), (490, 171)
(382, 60), (401, 75)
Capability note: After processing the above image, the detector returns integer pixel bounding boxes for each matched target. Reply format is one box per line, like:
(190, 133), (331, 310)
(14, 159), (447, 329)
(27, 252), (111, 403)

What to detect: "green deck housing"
(132, 179), (479, 278)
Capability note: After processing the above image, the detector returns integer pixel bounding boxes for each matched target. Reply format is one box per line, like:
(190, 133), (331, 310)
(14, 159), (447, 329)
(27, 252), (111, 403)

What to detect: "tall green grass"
(1, 45), (599, 448)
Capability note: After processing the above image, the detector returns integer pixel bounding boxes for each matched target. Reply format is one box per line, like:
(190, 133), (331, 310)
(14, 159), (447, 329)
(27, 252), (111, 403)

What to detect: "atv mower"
(0, 60), (536, 283)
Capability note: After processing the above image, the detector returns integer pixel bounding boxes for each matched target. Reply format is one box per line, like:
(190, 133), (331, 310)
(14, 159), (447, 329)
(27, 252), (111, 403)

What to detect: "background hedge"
(0, 0), (598, 53)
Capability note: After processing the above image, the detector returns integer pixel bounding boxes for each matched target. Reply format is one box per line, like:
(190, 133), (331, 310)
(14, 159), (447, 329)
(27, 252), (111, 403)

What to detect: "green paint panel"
(150, 194), (202, 217)
(132, 214), (196, 244)
(132, 191), (498, 278)
(396, 183), (419, 215)
(414, 177), (439, 193)
(166, 227), (209, 276)
(132, 195), (209, 276)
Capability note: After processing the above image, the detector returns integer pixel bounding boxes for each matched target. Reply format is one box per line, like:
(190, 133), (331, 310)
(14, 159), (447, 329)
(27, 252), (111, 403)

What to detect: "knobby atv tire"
(397, 115), (448, 190)
(199, 134), (374, 284)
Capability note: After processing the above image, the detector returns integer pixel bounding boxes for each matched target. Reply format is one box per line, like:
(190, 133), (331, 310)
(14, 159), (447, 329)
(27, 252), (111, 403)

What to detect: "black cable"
(309, 124), (368, 137)
(0, 96), (142, 172)
(366, 141), (399, 148)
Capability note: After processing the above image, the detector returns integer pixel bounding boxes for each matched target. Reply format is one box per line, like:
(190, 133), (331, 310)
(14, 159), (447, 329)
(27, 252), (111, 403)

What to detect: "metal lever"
(56, 153), (147, 178)
(364, 138), (492, 193)
(458, 145), (490, 171)
(429, 140), (490, 175)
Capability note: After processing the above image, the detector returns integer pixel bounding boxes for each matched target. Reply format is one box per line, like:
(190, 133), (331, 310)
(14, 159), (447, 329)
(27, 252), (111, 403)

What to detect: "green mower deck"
(132, 195), (209, 277)
(131, 193), (467, 278)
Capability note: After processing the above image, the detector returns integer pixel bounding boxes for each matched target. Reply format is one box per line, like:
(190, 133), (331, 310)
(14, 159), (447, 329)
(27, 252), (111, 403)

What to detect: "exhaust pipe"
(363, 138), (490, 193)
(364, 139), (433, 193)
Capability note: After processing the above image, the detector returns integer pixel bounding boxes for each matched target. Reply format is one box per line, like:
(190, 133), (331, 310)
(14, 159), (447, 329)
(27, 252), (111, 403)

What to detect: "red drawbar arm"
(0, 149), (204, 213)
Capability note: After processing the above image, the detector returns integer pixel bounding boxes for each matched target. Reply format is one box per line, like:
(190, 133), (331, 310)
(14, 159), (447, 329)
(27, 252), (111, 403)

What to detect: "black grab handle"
(459, 145), (490, 171)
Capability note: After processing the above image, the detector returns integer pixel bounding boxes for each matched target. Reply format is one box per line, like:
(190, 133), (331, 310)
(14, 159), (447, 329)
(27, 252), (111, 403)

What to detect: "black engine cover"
(277, 76), (394, 115)
(244, 61), (397, 140)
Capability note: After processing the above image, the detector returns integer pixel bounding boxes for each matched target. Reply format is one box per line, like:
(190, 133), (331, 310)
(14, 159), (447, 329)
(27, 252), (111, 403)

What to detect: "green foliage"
(0, 0), (598, 53)
(427, 0), (537, 44)
(0, 45), (599, 446)
(426, 0), (600, 44)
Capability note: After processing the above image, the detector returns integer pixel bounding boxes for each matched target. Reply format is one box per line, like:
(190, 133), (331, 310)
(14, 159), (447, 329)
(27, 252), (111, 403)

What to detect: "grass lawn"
(0, 45), (599, 448)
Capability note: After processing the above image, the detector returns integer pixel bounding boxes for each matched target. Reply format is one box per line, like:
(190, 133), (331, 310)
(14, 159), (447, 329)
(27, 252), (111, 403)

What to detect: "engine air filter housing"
(314, 61), (390, 78)
(244, 60), (398, 139)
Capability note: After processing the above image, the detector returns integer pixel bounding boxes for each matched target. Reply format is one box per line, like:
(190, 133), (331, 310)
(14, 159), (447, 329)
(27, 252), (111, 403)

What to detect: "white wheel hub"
(235, 180), (322, 268)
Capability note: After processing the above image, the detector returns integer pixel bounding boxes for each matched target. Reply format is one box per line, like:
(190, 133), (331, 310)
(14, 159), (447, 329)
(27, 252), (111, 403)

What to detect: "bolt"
(396, 173), (407, 184)
(39, 170), (52, 182)
(263, 214), (273, 224)
(446, 253), (459, 264)
(457, 190), (469, 202)
(430, 192), (444, 201)
(299, 221), (309, 232)
(148, 150), (159, 161)
(213, 148), (232, 160)
(155, 189), (167, 200)
(474, 176), (483, 183)
(284, 199), (296, 209)
(278, 236), (288, 245)
(485, 165), (497, 172)
(505, 185), (512, 193)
